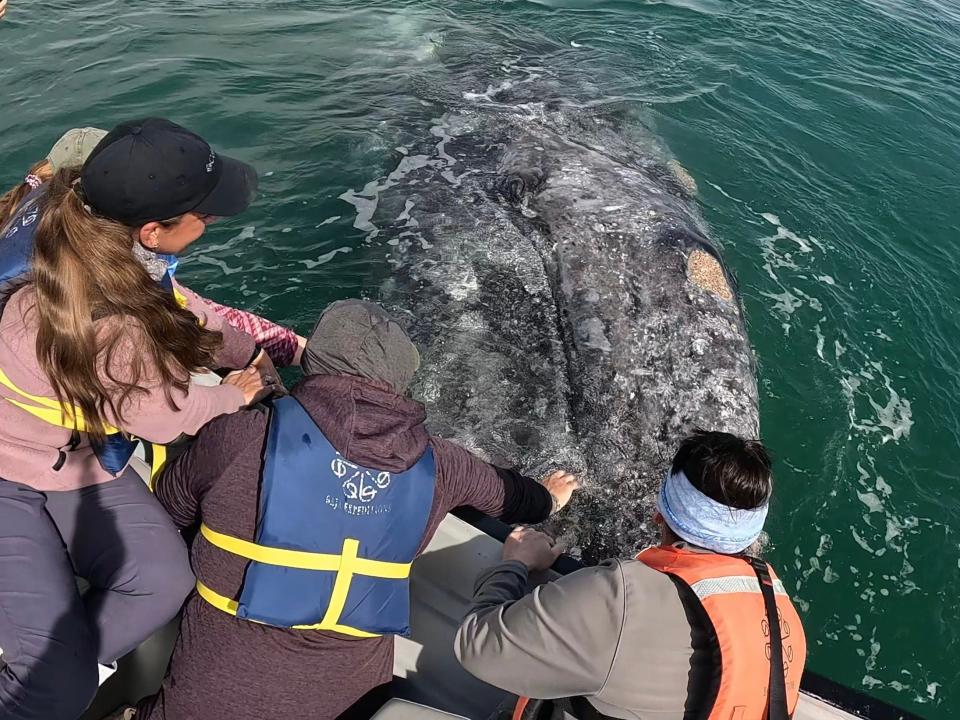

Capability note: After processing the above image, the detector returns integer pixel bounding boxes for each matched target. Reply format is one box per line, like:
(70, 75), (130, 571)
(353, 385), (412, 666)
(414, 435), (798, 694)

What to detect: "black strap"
(747, 556), (790, 720)
(518, 697), (610, 720)
(557, 696), (611, 720)
(52, 430), (84, 472)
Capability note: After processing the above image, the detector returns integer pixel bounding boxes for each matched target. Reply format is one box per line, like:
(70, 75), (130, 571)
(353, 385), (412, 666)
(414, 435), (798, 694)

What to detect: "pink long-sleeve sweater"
(0, 283), (254, 491)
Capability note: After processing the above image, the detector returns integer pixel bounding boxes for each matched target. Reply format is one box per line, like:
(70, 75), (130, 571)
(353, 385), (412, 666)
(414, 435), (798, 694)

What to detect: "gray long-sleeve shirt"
(455, 553), (720, 720)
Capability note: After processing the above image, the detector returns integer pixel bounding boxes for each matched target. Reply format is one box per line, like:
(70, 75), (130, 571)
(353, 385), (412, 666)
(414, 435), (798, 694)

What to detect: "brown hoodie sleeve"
(430, 437), (552, 524)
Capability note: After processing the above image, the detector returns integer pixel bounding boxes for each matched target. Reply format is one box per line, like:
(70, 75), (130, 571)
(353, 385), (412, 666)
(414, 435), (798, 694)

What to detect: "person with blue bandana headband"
(456, 430), (808, 720)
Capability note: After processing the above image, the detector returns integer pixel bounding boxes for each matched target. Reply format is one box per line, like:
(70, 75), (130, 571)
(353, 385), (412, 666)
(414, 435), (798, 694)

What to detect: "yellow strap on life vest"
(194, 580), (380, 638)
(172, 286), (189, 310)
(0, 366), (121, 434)
(170, 285), (206, 328)
(198, 524), (411, 578)
(0, 366), (169, 483)
(197, 524), (413, 636)
(321, 537), (360, 629)
(148, 443), (167, 489)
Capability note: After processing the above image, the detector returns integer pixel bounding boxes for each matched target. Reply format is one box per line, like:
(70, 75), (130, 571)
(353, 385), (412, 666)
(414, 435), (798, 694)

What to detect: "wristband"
(245, 343), (263, 367)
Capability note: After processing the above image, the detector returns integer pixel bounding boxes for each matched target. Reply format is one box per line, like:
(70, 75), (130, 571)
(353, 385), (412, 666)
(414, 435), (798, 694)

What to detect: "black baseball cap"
(80, 117), (258, 226)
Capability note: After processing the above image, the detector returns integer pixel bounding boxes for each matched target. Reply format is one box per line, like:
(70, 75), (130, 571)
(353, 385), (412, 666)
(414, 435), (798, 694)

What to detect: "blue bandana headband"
(658, 469), (768, 554)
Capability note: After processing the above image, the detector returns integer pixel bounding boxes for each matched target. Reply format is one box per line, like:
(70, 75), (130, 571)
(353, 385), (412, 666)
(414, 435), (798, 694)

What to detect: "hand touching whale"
(542, 470), (580, 514)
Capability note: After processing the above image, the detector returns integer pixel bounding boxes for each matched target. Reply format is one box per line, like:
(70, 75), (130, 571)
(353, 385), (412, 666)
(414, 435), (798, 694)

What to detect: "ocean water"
(1, 0), (958, 716)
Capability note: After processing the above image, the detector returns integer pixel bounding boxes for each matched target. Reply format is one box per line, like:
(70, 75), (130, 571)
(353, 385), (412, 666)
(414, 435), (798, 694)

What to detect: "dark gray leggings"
(0, 471), (194, 720)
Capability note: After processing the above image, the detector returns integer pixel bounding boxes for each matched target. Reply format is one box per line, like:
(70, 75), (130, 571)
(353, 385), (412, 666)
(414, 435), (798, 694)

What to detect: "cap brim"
(193, 154), (258, 217)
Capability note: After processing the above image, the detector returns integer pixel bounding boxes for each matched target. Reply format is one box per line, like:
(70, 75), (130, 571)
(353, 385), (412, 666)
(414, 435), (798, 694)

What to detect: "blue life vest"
(0, 186), (45, 298)
(196, 395), (437, 637)
(1, 185), (180, 299)
(157, 253), (179, 292)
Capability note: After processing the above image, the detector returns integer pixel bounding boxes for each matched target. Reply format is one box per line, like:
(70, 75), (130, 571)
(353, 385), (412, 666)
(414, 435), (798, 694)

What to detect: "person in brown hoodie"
(133, 299), (579, 720)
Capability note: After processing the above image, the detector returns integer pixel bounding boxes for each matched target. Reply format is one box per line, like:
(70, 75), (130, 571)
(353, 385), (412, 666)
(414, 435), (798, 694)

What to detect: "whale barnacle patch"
(667, 159), (698, 196)
(687, 249), (733, 302)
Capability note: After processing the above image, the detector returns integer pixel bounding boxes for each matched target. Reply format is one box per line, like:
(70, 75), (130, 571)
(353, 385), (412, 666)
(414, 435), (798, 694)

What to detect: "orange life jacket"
(513, 545), (806, 720)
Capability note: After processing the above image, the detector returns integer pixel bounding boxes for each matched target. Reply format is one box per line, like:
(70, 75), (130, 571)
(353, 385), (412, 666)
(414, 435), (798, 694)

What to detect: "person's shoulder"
(0, 283), (29, 327)
(555, 557), (628, 595)
(203, 401), (269, 438)
(617, 555), (679, 583)
(92, 310), (150, 351)
(617, 555), (691, 614)
(427, 435), (489, 463)
(182, 402), (269, 468)
(3, 283), (35, 317)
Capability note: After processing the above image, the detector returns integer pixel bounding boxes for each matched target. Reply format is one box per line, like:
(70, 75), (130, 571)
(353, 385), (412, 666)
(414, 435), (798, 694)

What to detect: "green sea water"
(2, 0), (959, 716)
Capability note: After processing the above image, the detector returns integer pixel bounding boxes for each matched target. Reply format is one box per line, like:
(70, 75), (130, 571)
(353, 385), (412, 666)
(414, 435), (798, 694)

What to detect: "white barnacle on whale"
(667, 158), (698, 196)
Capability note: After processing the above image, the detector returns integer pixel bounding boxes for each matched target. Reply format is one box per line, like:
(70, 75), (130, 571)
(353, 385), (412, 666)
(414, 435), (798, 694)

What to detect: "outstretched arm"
(430, 437), (577, 524)
(179, 283), (305, 368)
(99, 319), (252, 445)
(456, 531), (625, 700)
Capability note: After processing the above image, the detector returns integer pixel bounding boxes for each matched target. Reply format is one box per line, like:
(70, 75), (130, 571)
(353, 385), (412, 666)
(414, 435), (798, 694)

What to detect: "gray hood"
(300, 299), (420, 395)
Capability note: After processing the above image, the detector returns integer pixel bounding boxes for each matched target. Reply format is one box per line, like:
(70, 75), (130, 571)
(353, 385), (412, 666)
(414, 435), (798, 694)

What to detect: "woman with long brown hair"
(0, 119), (270, 720)
(1, 126), (306, 366)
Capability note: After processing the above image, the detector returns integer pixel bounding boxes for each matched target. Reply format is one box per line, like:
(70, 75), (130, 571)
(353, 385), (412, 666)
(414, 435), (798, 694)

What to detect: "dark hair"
(671, 430), (772, 510)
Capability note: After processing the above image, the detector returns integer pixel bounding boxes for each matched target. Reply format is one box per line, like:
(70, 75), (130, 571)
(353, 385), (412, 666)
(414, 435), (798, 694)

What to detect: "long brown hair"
(0, 159), (53, 227)
(31, 168), (222, 439)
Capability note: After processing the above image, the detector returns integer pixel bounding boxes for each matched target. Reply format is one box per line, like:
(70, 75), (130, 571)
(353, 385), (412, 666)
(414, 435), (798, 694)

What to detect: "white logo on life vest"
(3, 205), (39, 239)
(331, 454), (391, 504)
(206, 152), (216, 173)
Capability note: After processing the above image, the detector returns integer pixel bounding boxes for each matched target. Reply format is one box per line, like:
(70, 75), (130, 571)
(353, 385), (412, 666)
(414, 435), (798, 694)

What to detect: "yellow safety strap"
(148, 443), (167, 490)
(198, 524), (412, 636)
(170, 285), (206, 328)
(0, 366), (169, 483)
(0, 286), (184, 482)
(173, 287), (189, 310)
(194, 580), (379, 638)
(320, 538), (360, 629)
(0, 367), (121, 434)
(199, 524), (411, 578)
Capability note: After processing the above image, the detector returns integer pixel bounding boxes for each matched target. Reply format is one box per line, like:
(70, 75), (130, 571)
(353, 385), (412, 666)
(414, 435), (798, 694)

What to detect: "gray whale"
(357, 100), (759, 562)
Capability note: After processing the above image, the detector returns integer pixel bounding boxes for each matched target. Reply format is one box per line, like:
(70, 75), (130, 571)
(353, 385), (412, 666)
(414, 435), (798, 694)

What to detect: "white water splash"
(301, 247), (352, 269)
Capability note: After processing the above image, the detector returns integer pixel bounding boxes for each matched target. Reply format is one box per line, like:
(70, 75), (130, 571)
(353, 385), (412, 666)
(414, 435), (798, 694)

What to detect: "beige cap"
(46, 127), (108, 171)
